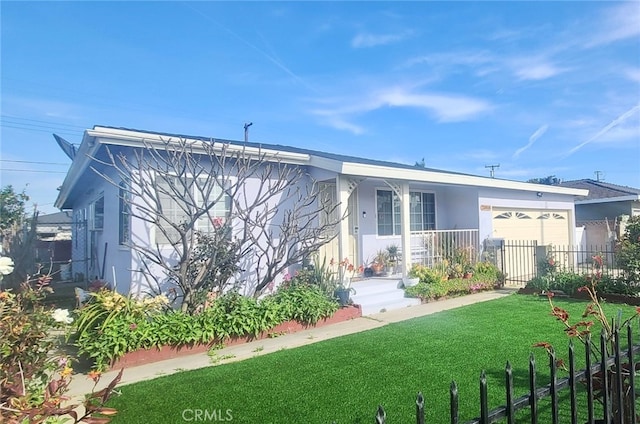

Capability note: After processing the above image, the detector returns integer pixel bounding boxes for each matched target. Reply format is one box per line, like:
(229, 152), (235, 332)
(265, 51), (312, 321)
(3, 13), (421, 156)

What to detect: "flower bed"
(109, 304), (362, 369)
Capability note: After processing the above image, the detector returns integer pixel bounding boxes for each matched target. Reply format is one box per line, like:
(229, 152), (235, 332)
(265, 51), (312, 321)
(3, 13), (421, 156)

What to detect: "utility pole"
(244, 122), (253, 143)
(485, 164), (500, 178)
(594, 171), (604, 182)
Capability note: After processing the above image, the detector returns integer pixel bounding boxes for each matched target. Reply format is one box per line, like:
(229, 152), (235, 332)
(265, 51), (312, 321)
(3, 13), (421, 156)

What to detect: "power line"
(1, 114), (87, 130)
(0, 169), (67, 174)
(0, 123), (82, 137)
(1, 160), (70, 166)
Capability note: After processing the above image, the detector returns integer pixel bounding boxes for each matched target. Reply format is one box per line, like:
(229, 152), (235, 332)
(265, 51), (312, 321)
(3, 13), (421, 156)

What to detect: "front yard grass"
(106, 294), (639, 423)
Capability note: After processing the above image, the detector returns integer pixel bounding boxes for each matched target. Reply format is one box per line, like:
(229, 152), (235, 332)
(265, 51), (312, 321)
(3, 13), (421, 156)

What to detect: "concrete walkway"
(66, 288), (517, 401)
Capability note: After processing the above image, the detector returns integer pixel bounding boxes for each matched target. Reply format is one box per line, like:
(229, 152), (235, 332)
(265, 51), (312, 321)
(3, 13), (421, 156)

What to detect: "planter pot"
(403, 277), (420, 288)
(334, 287), (355, 306)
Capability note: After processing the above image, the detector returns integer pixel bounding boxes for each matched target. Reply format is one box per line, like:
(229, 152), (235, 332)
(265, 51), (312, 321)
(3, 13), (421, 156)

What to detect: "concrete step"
(358, 297), (422, 316)
(350, 278), (403, 296)
(350, 278), (421, 316)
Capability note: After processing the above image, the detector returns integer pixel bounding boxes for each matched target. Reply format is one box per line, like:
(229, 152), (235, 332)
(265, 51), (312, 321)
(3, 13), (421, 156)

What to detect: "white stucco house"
(54, 126), (588, 295)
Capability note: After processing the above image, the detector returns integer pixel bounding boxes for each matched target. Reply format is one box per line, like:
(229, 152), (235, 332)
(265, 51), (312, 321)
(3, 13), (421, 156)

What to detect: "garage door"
(492, 208), (570, 246)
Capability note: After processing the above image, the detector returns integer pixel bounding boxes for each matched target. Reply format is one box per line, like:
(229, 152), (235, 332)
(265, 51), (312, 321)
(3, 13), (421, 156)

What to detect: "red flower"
(592, 255), (603, 268)
(533, 342), (552, 349)
(546, 291), (555, 299)
(129, 323), (138, 331)
(551, 306), (569, 323)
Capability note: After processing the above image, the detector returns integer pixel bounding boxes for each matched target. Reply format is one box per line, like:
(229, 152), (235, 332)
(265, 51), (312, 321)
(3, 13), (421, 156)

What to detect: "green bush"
(408, 264), (446, 284)
(405, 277), (495, 301)
(618, 215), (640, 284)
(74, 284), (338, 370)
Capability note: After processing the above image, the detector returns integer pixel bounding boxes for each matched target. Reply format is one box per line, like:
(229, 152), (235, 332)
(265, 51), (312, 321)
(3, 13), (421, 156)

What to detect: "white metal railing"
(409, 229), (480, 267)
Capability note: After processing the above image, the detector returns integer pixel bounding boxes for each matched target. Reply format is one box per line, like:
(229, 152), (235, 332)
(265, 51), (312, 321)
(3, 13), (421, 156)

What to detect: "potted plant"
(402, 275), (420, 287)
(385, 244), (399, 275)
(372, 250), (388, 276)
(333, 258), (358, 306)
(463, 264), (474, 279)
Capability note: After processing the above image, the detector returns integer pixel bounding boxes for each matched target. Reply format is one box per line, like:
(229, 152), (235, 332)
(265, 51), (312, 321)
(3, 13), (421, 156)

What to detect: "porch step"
(350, 278), (421, 316)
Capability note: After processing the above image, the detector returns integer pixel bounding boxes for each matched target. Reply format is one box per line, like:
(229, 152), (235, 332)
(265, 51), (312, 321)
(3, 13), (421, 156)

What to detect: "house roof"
(37, 211), (72, 225)
(559, 179), (640, 204)
(54, 125), (588, 208)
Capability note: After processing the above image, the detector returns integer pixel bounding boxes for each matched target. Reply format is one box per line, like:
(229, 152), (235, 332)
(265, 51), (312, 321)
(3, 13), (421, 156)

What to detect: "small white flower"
(0, 257), (14, 276)
(52, 308), (74, 324)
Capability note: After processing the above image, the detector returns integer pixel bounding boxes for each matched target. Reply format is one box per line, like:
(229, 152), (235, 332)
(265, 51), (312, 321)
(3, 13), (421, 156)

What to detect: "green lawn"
(106, 294), (639, 423)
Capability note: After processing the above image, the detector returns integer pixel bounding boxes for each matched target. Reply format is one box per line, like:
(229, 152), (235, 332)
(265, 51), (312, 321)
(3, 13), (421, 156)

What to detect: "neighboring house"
(560, 179), (640, 247)
(54, 126), (588, 295)
(35, 212), (72, 280)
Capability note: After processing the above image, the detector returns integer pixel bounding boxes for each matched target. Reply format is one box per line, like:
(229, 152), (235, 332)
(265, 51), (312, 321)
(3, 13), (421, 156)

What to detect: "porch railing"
(410, 229), (480, 267)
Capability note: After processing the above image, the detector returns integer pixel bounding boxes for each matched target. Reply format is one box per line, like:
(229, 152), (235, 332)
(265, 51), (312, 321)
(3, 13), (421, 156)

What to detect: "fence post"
(375, 405), (386, 424)
(568, 341), (578, 424)
(416, 392), (425, 424)
(450, 382), (458, 424)
(613, 328), (624, 423)
(480, 371), (488, 424)
(529, 353), (538, 424)
(585, 334), (595, 424)
(550, 348), (559, 424)
(627, 325), (637, 422)
(600, 331), (611, 424)
(505, 361), (514, 424)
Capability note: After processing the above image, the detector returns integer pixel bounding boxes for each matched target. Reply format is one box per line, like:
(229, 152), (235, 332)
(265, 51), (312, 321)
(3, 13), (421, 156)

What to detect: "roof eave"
(576, 195), (640, 205)
(54, 132), (102, 209)
(339, 162), (589, 196)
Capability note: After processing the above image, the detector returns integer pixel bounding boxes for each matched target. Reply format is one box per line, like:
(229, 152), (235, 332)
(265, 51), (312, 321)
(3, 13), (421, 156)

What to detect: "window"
(90, 195), (104, 231)
(410, 192), (435, 231)
(119, 182), (130, 245)
(376, 190), (435, 236)
(155, 177), (231, 245)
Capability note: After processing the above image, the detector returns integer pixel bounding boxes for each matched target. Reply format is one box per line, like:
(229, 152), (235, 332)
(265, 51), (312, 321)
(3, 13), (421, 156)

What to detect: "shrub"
(618, 215), (640, 285)
(0, 263), (121, 423)
(408, 264), (446, 285)
(74, 284), (339, 370)
(270, 282), (339, 325)
(405, 277), (495, 301)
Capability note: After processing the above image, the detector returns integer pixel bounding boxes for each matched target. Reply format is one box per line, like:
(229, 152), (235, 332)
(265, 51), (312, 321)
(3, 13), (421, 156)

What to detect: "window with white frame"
(118, 182), (130, 245)
(155, 177), (231, 245)
(376, 189), (435, 236)
(89, 195), (104, 231)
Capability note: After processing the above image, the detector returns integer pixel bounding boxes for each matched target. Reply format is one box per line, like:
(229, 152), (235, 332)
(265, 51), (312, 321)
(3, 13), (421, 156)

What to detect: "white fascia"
(88, 127), (311, 165)
(339, 162), (589, 197)
(576, 195), (640, 205)
(54, 132), (103, 209)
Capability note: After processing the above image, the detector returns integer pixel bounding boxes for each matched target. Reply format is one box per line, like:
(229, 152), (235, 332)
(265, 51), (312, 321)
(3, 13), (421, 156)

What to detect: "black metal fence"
(366, 324), (639, 423)
(490, 241), (621, 286)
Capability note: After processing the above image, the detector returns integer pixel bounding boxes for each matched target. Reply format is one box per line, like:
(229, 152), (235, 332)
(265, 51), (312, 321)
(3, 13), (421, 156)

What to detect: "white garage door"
(492, 208), (570, 246)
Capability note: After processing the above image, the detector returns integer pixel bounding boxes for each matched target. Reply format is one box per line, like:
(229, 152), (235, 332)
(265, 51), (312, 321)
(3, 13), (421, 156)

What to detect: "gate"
(495, 240), (540, 286)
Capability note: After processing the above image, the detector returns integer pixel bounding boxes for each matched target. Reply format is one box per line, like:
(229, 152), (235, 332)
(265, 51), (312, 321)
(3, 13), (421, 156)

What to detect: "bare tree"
(93, 137), (342, 312)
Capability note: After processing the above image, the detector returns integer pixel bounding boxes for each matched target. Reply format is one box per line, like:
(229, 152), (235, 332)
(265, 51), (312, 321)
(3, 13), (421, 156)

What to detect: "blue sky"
(1, 1), (639, 214)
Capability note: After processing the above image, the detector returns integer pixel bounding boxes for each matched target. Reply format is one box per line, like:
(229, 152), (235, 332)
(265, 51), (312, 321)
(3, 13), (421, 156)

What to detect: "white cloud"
(566, 104), (640, 156)
(585, 2), (640, 47)
(513, 62), (567, 81)
(513, 124), (549, 158)
(624, 68), (640, 83)
(309, 85), (493, 134)
(351, 31), (412, 48)
(379, 88), (492, 122)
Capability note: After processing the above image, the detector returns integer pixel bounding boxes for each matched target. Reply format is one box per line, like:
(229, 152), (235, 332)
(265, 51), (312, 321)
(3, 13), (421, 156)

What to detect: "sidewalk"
(67, 288), (516, 401)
